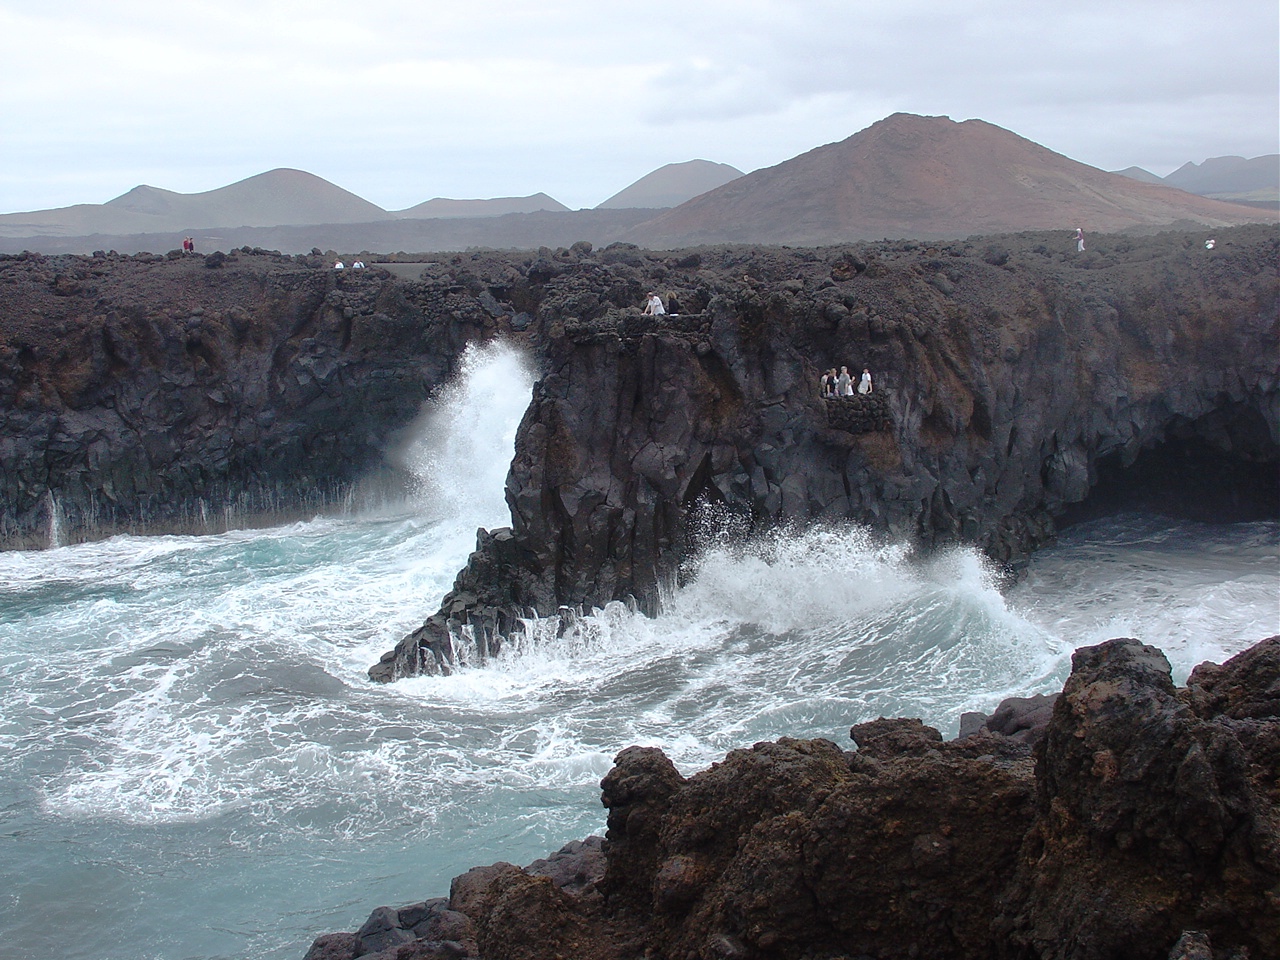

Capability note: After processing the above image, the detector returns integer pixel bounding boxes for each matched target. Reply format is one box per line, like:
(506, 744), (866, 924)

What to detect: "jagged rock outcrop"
(992, 638), (1280, 958)
(2, 231), (1276, 676)
(372, 225), (1279, 679)
(308, 637), (1280, 959)
(0, 248), (520, 546)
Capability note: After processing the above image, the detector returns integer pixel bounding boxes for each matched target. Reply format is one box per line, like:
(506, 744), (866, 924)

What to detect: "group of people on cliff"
(822, 366), (873, 397)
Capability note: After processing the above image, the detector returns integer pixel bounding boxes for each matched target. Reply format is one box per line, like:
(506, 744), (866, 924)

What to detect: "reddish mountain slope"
(0, 169), (392, 239)
(626, 114), (1274, 246)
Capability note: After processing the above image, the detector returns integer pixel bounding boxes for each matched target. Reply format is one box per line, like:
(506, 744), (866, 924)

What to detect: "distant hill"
(0, 169), (392, 240)
(1114, 156), (1279, 203)
(1111, 166), (1164, 185)
(625, 114), (1272, 246)
(393, 193), (569, 219)
(596, 160), (744, 209)
(1162, 155), (1279, 202)
(3, 118), (1274, 254)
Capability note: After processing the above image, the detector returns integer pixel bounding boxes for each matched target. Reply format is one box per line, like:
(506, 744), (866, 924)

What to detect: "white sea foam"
(392, 339), (533, 530)
(7, 342), (537, 829)
(1, 340), (1276, 960)
(385, 522), (1067, 773)
(1008, 515), (1280, 681)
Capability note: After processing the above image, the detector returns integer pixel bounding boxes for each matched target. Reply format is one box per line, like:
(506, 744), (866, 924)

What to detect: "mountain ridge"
(1113, 154), (1279, 202)
(624, 113), (1269, 246)
(0, 168), (393, 239)
(1, 114), (1273, 252)
(392, 193), (569, 219)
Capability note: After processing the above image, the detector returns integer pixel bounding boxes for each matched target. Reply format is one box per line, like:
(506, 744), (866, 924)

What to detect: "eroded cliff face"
(372, 225), (1279, 679)
(0, 248), (517, 546)
(1, 231), (1276, 678)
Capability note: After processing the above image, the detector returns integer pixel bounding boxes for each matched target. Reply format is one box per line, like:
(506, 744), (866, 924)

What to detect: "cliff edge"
(371, 226), (1279, 679)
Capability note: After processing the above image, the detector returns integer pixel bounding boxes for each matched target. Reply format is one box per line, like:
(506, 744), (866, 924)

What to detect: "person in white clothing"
(858, 369), (873, 394)
(643, 292), (666, 316)
(334, 260), (345, 270)
(1075, 228), (1085, 253)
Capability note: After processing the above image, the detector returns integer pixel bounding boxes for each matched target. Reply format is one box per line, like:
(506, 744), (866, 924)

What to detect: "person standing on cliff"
(643, 292), (666, 316)
(820, 369), (832, 397)
(836, 366), (853, 396)
(858, 368), (873, 394)
(1075, 228), (1085, 253)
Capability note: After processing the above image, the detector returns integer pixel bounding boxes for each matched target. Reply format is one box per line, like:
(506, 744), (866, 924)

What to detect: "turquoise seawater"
(1, 344), (1276, 960)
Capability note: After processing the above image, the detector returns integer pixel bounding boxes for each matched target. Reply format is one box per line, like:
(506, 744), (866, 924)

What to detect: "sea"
(1, 342), (1276, 960)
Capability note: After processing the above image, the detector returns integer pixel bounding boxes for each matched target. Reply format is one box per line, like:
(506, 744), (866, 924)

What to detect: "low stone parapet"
(825, 393), (890, 432)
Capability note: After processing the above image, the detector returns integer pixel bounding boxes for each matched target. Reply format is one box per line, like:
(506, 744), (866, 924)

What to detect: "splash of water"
(390, 340), (534, 531)
(45, 491), (65, 549)
(2, 337), (1276, 960)
(407, 522), (1068, 762)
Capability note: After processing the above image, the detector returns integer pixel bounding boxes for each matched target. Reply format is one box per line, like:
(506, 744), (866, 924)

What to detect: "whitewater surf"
(0, 342), (1274, 959)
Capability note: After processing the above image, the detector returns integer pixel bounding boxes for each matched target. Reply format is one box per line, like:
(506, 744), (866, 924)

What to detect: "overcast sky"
(2, 0), (1277, 214)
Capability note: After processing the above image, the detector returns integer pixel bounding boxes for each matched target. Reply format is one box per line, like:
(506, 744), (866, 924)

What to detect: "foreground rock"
(306, 636), (1280, 959)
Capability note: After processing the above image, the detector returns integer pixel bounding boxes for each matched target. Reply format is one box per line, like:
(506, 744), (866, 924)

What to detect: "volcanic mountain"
(1162, 155), (1280, 202)
(393, 193), (569, 219)
(596, 159), (744, 209)
(0, 168), (393, 239)
(625, 113), (1273, 246)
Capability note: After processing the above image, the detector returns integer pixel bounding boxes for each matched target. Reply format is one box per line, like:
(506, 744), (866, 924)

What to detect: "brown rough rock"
(995, 638), (1280, 959)
(304, 637), (1279, 960)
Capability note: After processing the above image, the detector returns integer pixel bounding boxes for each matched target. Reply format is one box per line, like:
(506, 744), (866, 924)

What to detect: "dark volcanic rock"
(995, 637), (1280, 959)
(305, 637), (1280, 960)
(524, 836), (606, 897)
(600, 734), (1035, 959)
(850, 715), (944, 757)
(2, 232), (1277, 687)
(0, 248), (516, 547)
(959, 692), (1059, 746)
(374, 226), (1279, 678)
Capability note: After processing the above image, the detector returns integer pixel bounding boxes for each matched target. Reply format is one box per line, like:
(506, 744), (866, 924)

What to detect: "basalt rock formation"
(371, 224), (1279, 679)
(1, 229), (1276, 658)
(0, 248), (518, 546)
(304, 636), (1280, 960)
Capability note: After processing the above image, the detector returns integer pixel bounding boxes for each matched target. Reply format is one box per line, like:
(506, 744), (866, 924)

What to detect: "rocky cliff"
(0, 248), (518, 546)
(305, 636), (1280, 960)
(371, 225), (1279, 679)
(4, 228), (1276, 960)
(2, 229), (1276, 655)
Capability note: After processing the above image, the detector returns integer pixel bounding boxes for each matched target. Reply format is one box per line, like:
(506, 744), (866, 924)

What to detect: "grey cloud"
(1, 0), (1276, 214)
